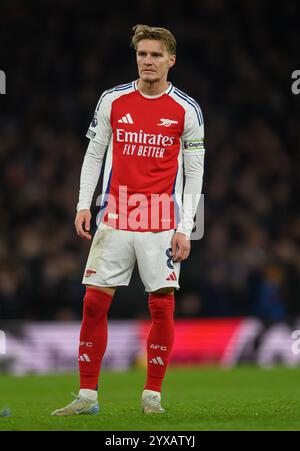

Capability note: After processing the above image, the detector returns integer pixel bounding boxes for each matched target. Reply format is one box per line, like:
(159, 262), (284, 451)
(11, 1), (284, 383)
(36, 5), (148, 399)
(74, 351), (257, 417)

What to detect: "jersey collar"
(134, 80), (173, 98)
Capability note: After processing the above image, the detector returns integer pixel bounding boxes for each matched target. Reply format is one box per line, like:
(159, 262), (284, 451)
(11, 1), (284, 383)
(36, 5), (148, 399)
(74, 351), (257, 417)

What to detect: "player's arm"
(172, 105), (205, 262)
(75, 140), (107, 240)
(75, 92), (112, 240)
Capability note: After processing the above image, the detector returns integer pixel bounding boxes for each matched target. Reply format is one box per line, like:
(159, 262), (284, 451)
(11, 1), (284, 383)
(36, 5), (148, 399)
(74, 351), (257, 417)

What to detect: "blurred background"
(1, 0), (300, 371)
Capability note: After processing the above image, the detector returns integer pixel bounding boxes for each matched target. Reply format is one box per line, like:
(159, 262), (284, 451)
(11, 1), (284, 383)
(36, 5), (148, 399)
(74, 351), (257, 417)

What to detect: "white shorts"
(82, 223), (180, 292)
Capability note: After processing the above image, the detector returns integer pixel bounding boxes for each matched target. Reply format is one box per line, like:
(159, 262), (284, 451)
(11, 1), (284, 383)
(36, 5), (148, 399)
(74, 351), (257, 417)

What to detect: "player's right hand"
(75, 209), (92, 240)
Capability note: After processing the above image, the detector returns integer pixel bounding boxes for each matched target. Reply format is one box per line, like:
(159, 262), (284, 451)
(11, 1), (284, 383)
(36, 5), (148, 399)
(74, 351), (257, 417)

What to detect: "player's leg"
(51, 285), (116, 416)
(78, 285), (116, 397)
(134, 230), (179, 413)
(142, 287), (175, 413)
(145, 287), (175, 392)
(51, 224), (136, 416)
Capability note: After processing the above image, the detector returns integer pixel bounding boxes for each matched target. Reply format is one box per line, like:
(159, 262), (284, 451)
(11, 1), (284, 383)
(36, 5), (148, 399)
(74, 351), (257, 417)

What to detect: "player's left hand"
(171, 232), (191, 262)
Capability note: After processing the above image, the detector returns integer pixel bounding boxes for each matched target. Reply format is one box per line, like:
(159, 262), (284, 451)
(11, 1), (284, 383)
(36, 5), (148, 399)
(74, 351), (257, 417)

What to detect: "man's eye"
(138, 53), (162, 58)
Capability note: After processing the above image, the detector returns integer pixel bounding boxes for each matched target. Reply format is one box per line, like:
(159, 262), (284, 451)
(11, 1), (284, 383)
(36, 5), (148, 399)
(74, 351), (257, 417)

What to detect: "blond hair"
(130, 24), (176, 55)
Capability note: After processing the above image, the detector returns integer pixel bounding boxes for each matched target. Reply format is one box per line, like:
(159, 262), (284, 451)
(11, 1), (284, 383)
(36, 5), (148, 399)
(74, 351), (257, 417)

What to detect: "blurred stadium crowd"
(1, 0), (299, 321)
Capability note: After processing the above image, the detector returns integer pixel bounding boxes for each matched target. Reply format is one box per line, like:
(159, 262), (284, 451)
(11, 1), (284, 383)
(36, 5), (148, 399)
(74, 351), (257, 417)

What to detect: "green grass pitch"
(0, 366), (300, 431)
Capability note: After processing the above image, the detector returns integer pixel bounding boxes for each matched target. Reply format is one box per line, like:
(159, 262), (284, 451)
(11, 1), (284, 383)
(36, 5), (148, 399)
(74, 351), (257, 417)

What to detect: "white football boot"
(141, 389), (165, 413)
(51, 393), (99, 416)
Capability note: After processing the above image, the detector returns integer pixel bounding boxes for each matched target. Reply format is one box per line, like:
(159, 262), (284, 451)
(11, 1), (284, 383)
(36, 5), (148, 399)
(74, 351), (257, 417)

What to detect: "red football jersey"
(86, 80), (204, 232)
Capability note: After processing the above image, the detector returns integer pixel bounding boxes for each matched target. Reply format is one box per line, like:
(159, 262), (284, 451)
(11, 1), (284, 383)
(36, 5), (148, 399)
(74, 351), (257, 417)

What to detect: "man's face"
(136, 39), (176, 83)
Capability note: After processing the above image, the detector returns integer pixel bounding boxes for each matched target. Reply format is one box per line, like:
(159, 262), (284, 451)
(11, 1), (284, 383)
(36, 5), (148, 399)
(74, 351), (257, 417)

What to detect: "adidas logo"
(166, 271), (177, 281)
(78, 354), (91, 362)
(118, 113), (133, 124)
(149, 356), (164, 366)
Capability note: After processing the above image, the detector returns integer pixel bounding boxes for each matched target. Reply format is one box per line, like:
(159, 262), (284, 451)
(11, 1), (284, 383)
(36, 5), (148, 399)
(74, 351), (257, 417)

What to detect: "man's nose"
(144, 55), (153, 65)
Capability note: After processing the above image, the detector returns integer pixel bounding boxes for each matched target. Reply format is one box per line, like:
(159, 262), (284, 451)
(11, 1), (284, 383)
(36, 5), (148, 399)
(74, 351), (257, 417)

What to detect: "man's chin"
(140, 74), (158, 83)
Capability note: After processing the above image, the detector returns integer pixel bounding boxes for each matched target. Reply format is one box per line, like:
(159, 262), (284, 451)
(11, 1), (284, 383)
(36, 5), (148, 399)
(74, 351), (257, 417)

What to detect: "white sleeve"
(76, 139), (107, 211)
(176, 105), (205, 237)
(86, 91), (112, 145)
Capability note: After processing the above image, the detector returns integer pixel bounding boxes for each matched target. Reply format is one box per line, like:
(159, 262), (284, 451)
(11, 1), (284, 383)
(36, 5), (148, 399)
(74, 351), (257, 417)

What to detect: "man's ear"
(168, 54), (176, 69)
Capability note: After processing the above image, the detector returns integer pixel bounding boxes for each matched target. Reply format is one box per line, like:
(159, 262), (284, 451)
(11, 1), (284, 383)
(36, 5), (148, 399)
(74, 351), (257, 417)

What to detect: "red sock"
(78, 287), (113, 390)
(144, 292), (175, 392)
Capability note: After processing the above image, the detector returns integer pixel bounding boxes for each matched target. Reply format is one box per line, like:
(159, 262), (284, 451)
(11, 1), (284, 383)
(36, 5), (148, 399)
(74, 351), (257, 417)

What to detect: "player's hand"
(75, 209), (92, 240)
(171, 232), (191, 262)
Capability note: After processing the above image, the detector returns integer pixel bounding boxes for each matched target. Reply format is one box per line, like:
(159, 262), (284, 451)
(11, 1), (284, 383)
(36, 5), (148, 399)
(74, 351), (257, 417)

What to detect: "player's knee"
(150, 287), (174, 296)
(86, 285), (116, 297)
(84, 287), (113, 318)
(148, 290), (175, 319)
